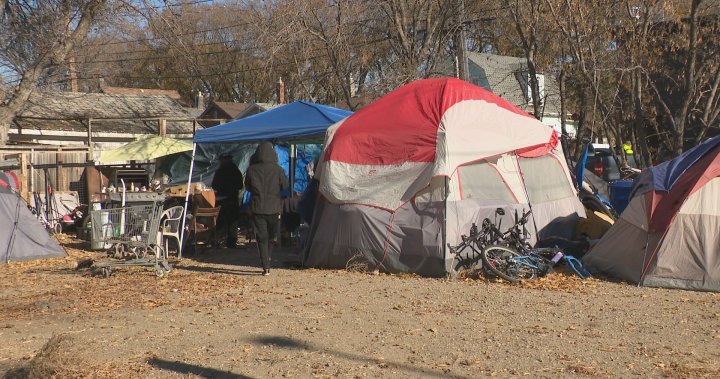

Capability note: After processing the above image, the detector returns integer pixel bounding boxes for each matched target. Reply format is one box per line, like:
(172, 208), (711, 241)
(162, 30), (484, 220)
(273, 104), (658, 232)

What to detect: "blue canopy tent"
(179, 101), (353, 253)
(194, 100), (353, 143)
(191, 100), (352, 193)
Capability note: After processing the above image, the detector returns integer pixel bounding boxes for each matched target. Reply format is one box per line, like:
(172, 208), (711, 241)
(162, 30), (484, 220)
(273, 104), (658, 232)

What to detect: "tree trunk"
(0, 0), (104, 146)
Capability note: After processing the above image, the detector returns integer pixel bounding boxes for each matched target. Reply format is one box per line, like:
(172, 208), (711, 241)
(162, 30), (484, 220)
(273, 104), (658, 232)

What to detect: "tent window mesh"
(519, 155), (574, 202)
(458, 162), (517, 203)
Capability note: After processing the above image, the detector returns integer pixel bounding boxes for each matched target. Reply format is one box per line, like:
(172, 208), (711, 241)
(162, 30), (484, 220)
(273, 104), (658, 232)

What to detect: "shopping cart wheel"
(155, 267), (166, 278)
(111, 244), (125, 258)
(101, 267), (112, 278)
(53, 223), (63, 234)
(151, 245), (166, 260)
(132, 246), (148, 259)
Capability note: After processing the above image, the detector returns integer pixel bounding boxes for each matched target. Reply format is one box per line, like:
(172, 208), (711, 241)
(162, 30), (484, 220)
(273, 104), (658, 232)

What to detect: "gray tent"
(0, 172), (65, 264)
(583, 135), (720, 291)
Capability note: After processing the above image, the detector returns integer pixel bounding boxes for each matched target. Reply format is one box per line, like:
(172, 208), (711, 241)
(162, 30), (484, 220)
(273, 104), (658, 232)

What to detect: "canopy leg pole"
(289, 144), (296, 196)
(178, 143), (197, 259)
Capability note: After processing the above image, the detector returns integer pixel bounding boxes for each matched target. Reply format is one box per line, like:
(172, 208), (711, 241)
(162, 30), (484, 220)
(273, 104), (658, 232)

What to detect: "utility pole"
(68, 56), (78, 92)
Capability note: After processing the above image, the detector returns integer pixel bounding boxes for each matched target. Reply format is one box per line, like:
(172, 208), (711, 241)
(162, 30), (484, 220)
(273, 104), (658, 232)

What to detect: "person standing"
(211, 154), (243, 249)
(245, 142), (288, 275)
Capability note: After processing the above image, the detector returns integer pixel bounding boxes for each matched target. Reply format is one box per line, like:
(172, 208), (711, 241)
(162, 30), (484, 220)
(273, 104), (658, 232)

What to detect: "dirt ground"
(1, 235), (719, 378)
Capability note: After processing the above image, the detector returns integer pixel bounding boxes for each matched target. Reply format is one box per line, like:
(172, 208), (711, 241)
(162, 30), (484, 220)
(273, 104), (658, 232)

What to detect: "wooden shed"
(2, 91), (197, 205)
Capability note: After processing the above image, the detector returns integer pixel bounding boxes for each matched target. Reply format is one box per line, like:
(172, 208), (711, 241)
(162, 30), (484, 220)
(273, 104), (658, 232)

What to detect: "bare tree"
(643, 0), (720, 155)
(0, 0), (105, 144)
(502, 0), (550, 119)
(374, 0), (458, 88)
(545, 0), (635, 163)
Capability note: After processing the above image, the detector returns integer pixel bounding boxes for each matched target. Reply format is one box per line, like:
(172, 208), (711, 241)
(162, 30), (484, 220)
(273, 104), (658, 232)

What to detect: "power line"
(56, 37), (390, 83)
(3, 4), (506, 87)
(137, 0), (217, 10)
(76, 3), (495, 55)
(75, 38), (258, 63)
(87, 18), (255, 48)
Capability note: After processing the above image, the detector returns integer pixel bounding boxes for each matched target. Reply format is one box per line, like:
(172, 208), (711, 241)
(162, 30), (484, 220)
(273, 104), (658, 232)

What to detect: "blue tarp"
(193, 100), (353, 143)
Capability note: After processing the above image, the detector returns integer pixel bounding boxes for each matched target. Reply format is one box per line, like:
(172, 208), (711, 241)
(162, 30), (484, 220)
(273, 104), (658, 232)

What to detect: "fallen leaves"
(519, 269), (600, 292)
(0, 235), (248, 320)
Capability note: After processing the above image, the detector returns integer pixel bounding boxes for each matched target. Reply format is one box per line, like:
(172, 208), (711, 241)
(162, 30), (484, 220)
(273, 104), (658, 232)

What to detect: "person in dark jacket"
(211, 154), (243, 249)
(245, 142), (288, 275)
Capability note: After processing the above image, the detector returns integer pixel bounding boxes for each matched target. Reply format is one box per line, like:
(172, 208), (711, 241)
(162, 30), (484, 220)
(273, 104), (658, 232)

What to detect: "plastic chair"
(190, 206), (220, 254)
(160, 206), (185, 259)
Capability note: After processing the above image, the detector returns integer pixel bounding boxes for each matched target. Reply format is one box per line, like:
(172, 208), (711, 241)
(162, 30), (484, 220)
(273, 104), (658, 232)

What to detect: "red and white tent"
(304, 78), (585, 276)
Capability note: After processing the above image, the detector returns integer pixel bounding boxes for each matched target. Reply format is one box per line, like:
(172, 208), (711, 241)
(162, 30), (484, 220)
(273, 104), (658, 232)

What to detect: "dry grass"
(2, 334), (146, 379)
(519, 269), (600, 292)
(4, 335), (84, 379)
(0, 238), (247, 321)
(345, 252), (372, 273)
(662, 362), (720, 378)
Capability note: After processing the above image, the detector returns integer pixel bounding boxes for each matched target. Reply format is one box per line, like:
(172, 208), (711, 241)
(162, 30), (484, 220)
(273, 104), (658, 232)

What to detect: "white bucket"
(90, 203), (112, 250)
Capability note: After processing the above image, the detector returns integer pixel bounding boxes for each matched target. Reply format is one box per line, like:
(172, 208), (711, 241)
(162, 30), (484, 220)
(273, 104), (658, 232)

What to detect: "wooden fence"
(0, 146), (91, 203)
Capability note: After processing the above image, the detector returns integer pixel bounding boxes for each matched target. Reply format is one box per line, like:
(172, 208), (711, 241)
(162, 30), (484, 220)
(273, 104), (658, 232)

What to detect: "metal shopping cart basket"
(90, 201), (172, 277)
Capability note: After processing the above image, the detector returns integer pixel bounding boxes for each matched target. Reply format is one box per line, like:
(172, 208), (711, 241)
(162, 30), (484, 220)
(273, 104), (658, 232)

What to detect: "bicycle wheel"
(481, 245), (523, 284)
(452, 243), (481, 271)
(507, 259), (540, 281)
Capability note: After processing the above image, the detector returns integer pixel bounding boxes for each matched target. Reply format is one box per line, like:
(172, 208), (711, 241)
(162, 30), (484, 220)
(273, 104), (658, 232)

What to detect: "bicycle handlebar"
(518, 209), (532, 224)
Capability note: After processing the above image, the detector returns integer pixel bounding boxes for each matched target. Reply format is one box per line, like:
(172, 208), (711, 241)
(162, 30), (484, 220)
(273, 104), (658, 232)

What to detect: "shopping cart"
(90, 201), (172, 277)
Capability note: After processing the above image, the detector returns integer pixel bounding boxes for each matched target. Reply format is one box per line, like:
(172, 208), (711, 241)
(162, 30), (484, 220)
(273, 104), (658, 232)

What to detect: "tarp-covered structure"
(161, 143), (321, 195)
(194, 100), (353, 144)
(180, 101), (352, 194)
(0, 172), (65, 264)
(303, 78), (585, 277)
(583, 135), (720, 291)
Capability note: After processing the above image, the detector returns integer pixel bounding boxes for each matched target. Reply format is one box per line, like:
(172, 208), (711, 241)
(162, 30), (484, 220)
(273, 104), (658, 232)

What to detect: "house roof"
(184, 107), (204, 119)
(235, 102), (282, 119)
(13, 91), (194, 135)
(211, 102), (250, 119)
(466, 52), (562, 116)
(197, 101), (250, 122)
(196, 101), (251, 128)
(100, 86), (183, 101)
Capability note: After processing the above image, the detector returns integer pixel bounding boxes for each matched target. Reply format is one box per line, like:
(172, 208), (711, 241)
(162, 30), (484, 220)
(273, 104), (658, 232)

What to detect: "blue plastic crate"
(608, 180), (634, 214)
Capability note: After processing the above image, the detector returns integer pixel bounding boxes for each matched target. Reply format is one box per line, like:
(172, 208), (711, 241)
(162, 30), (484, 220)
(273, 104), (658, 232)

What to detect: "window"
(458, 161), (517, 203)
(519, 155), (574, 203)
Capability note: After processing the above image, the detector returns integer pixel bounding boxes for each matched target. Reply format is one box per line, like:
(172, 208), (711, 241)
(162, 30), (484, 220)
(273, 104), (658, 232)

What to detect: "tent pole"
(443, 176), (448, 275)
(279, 143), (297, 248)
(178, 143), (197, 259)
(289, 144), (296, 196)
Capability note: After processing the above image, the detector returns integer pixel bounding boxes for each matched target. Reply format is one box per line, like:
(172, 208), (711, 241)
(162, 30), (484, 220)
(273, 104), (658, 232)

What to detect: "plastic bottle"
(551, 251), (564, 265)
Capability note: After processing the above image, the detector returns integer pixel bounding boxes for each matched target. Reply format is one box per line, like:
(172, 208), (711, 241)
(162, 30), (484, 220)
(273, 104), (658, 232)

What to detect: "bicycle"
(481, 245), (554, 284)
(448, 208), (507, 276)
(479, 208), (554, 283)
(448, 222), (485, 276)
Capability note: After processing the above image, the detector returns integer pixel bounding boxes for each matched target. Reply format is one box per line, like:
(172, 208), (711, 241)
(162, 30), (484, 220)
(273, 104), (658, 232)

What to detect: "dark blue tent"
(193, 100), (352, 143)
